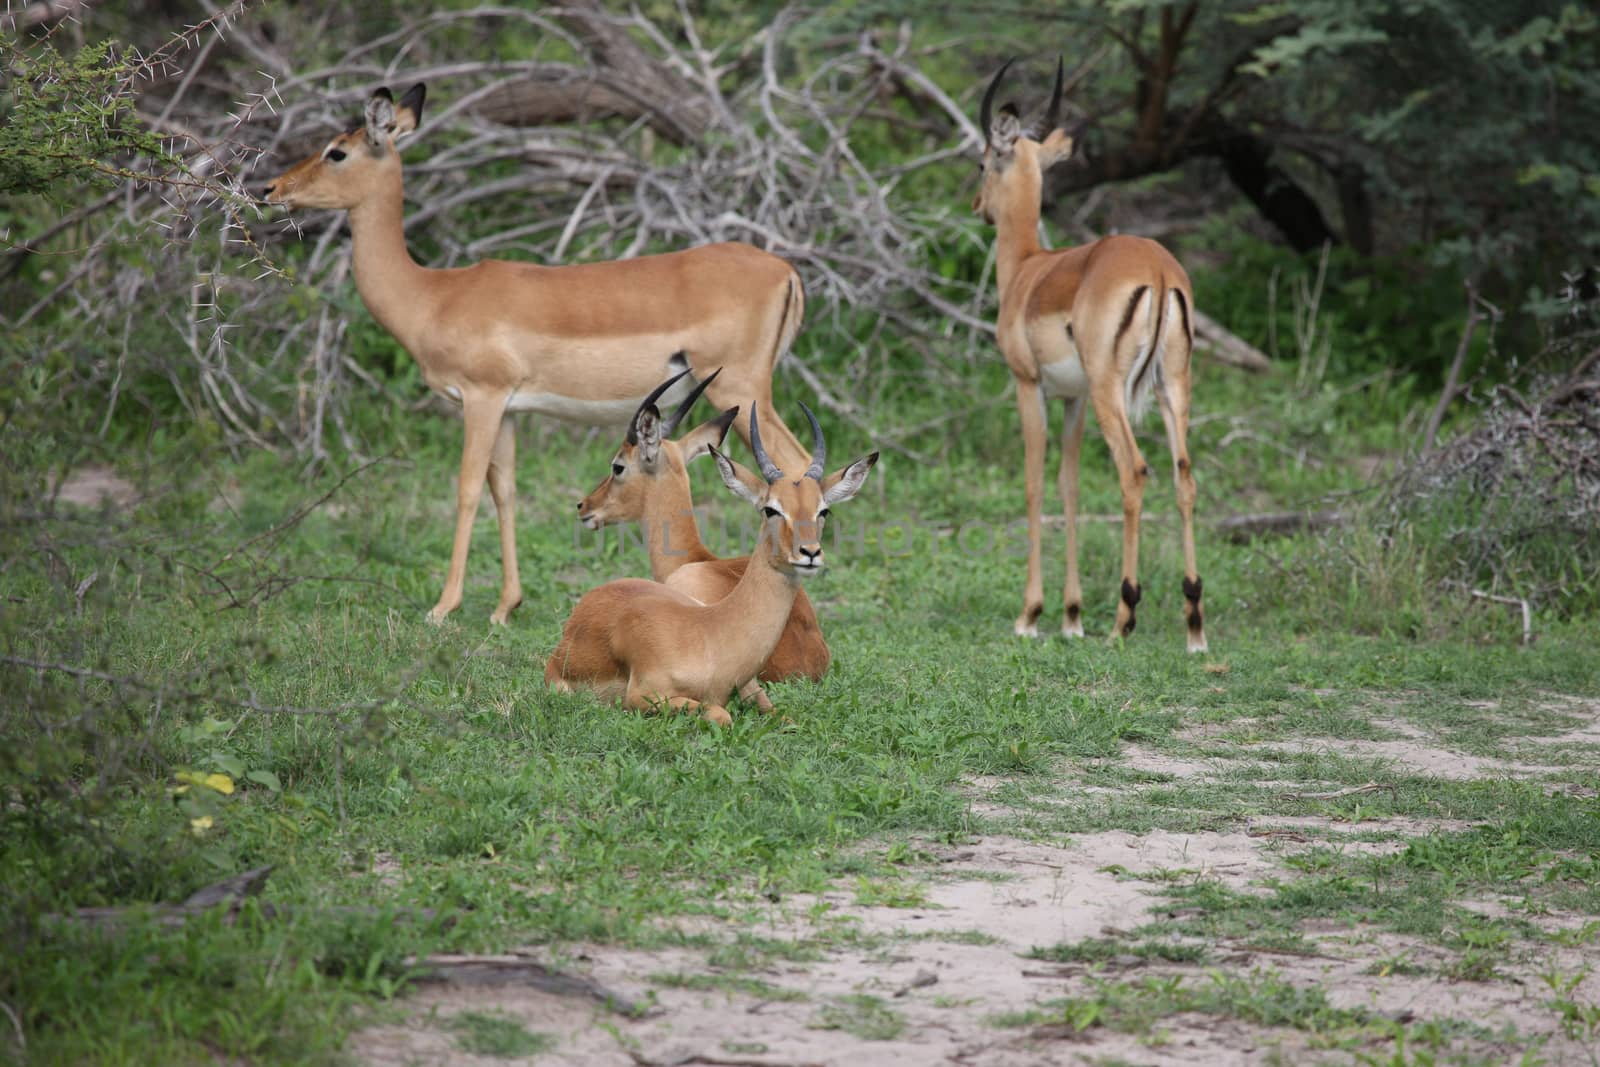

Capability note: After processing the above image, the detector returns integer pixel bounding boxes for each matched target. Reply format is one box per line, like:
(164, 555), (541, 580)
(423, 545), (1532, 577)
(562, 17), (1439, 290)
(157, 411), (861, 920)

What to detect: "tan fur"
(263, 85), (812, 626)
(577, 416), (831, 700)
(549, 429), (877, 727)
(976, 94), (1207, 652)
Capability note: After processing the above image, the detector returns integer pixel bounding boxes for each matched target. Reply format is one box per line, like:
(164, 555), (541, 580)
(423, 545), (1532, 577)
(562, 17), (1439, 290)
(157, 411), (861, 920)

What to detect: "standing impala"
(576, 369), (830, 704)
(974, 58), (1207, 652)
(547, 405), (877, 726)
(262, 84), (811, 625)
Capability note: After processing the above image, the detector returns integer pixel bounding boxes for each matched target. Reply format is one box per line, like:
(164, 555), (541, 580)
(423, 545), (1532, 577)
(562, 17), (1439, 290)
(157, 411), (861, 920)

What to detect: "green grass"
(3, 341), (1598, 1065)
(445, 1010), (556, 1058)
(810, 994), (905, 1041)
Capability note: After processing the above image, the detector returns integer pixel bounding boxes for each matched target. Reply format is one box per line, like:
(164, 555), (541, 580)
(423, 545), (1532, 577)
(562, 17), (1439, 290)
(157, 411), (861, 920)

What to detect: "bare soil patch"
(52, 466), (138, 510)
(349, 821), (1600, 1066)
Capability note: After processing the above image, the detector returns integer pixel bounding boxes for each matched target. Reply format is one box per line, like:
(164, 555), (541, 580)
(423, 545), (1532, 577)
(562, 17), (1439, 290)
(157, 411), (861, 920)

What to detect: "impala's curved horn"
(800, 403), (826, 482)
(664, 368), (721, 438)
(979, 57), (1016, 143)
(627, 366), (691, 444)
(748, 405), (784, 483)
(1040, 56), (1064, 136)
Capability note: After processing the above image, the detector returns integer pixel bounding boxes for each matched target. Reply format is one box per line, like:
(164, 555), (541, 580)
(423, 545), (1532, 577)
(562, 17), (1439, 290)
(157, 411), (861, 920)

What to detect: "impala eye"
(612, 463), (625, 477)
(762, 506), (781, 518)
(818, 507), (831, 521)
(326, 148), (347, 162)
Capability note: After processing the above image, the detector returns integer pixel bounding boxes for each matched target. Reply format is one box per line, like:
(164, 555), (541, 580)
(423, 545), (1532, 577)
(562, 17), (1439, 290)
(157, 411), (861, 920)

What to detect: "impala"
(576, 369), (830, 705)
(262, 83), (812, 625)
(546, 405), (877, 726)
(974, 58), (1207, 652)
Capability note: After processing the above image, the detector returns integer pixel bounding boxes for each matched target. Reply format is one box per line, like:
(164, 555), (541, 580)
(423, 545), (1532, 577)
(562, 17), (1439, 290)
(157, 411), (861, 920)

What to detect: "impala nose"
(796, 544), (822, 569)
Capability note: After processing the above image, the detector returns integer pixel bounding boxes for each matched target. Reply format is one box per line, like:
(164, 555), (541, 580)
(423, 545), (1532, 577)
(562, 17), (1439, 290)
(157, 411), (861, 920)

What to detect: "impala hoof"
(1013, 619), (1040, 638)
(1188, 634), (1210, 655)
(425, 606), (451, 626)
(1061, 621), (1085, 639)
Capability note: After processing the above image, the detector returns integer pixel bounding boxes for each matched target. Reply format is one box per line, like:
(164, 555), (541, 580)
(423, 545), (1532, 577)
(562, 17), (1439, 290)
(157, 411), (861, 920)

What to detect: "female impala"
(262, 84), (811, 626)
(576, 370), (830, 698)
(974, 59), (1207, 652)
(546, 406), (876, 726)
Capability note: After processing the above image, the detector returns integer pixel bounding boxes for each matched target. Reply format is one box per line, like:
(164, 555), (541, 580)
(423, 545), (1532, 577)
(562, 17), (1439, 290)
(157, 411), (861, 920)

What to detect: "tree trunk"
(1211, 131), (1338, 253)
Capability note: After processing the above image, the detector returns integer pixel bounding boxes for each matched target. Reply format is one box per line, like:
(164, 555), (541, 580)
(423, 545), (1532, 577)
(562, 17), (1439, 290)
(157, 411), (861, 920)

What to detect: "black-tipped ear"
(398, 83), (426, 128)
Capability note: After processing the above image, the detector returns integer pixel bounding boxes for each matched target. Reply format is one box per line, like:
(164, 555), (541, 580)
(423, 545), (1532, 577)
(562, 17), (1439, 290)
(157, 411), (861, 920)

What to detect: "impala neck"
(345, 168), (430, 344)
(698, 519), (798, 682)
(642, 467), (717, 581)
(993, 166), (1047, 296)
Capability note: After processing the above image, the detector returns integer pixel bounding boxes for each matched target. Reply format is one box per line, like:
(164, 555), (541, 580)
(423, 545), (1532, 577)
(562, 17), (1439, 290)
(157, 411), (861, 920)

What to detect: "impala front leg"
(429, 390), (508, 624)
(624, 682), (732, 727)
(485, 415), (523, 625)
(1014, 377), (1047, 637)
(738, 678), (776, 714)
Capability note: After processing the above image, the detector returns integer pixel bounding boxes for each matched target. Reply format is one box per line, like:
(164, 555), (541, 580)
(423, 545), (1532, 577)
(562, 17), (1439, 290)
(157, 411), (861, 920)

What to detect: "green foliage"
(0, 39), (177, 197)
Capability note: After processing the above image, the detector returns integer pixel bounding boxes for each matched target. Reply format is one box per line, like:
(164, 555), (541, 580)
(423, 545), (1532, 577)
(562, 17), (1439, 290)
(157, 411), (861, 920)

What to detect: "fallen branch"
(1443, 580), (1533, 646)
(1194, 308), (1272, 373)
(49, 865), (447, 932)
(1277, 782), (1394, 801)
(1214, 509), (1344, 542)
(409, 955), (653, 1015)
(628, 1053), (823, 1067)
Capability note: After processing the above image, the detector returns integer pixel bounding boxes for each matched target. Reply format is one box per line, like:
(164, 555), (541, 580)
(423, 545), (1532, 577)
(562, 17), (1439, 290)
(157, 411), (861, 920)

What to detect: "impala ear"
(393, 83), (426, 140)
(635, 406), (665, 466)
(821, 451), (879, 506)
(678, 406), (739, 463)
(364, 88), (396, 148)
(708, 445), (766, 507)
(1037, 124), (1078, 169)
(989, 105), (1023, 160)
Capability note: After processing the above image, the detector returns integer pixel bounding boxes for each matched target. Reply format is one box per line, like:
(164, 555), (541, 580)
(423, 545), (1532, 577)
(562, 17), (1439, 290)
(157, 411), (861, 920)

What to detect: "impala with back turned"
(972, 58), (1207, 652)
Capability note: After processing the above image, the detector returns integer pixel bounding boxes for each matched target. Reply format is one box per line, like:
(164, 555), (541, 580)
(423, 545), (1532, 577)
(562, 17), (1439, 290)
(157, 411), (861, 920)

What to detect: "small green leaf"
(246, 769), (282, 793)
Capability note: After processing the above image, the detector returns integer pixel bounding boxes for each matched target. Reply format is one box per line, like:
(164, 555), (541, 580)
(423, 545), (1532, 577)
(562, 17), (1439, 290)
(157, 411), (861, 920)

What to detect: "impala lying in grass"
(575, 370), (831, 711)
(547, 404), (876, 725)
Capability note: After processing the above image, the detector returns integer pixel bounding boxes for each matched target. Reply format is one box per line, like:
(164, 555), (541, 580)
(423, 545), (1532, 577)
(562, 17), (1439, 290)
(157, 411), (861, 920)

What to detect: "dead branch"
(413, 954), (651, 1016)
(1193, 308), (1272, 372)
(1421, 279), (1483, 452)
(46, 864), (445, 932)
(1214, 509), (1344, 542)
(1277, 782), (1395, 800)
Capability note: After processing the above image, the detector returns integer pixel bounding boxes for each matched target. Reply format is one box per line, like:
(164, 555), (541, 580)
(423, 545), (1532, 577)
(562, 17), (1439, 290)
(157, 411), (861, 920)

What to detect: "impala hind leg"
(1058, 396), (1088, 638)
(1158, 343), (1207, 653)
(1090, 383), (1149, 641)
(1014, 379), (1048, 636)
(485, 415), (523, 625)
(429, 391), (508, 624)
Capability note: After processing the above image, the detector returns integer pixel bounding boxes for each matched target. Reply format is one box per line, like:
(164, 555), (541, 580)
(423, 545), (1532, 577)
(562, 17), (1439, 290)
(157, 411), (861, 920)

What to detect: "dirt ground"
(354, 708), (1600, 1067)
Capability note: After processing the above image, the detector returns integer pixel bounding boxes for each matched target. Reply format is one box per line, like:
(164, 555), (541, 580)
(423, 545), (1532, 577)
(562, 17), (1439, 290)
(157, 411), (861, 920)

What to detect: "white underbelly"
(436, 365), (696, 426)
(1039, 354), (1088, 398)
